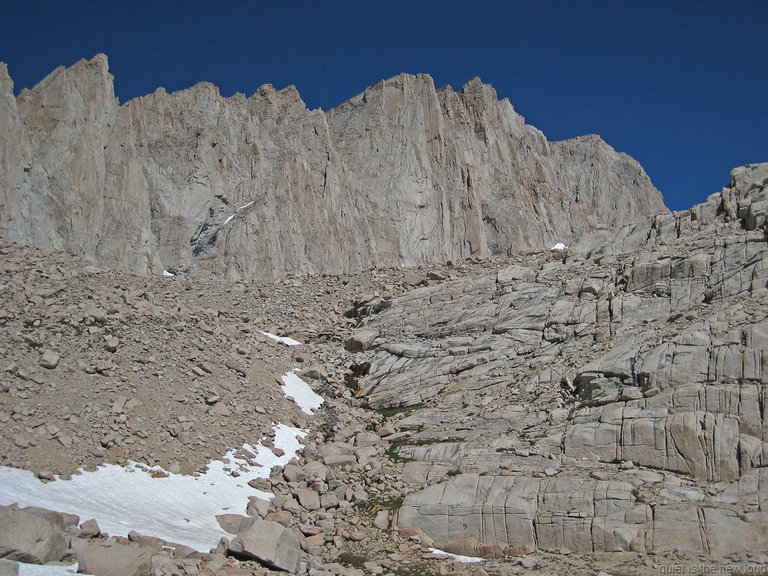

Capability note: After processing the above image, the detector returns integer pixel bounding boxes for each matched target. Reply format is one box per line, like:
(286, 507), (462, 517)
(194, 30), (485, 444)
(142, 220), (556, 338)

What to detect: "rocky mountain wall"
(0, 163), (766, 573)
(0, 55), (666, 281)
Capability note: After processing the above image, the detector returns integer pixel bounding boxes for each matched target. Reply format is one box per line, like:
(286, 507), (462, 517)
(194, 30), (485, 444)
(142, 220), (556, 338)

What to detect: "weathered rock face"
(0, 55), (665, 281)
(353, 163), (768, 555)
(0, 56), (156, 273)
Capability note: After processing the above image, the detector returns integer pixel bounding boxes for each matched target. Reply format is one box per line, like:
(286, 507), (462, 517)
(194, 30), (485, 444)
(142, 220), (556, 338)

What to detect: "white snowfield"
(0, 424), (305, 553)
(260, 331), (302, 346)
(280, 372), (324, 415)
(18, 564), (80, 575)
(550, 242), (568, 250)
(429, 548), (485, 563)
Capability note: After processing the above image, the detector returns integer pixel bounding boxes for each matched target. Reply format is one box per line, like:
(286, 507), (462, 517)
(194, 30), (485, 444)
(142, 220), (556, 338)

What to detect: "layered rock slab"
(399, 474), (649, 554)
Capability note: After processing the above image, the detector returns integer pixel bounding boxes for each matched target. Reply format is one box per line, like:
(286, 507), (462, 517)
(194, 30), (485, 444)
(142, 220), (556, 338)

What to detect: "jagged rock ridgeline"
(0, 54), (666, 281)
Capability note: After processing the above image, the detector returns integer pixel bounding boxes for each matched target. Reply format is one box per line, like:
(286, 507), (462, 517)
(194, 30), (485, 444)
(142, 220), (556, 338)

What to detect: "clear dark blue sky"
(1, 0), (766, 211)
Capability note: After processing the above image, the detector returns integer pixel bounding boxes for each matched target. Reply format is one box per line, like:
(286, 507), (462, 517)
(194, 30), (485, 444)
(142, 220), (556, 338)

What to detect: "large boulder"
(227, 518), (305, 573)
(0, 504), (71, 564)
(77, 542), (153, 576)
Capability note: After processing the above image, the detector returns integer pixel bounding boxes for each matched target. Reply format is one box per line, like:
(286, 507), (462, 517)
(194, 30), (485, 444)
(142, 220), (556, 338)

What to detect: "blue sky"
(1, 0), (766, 211)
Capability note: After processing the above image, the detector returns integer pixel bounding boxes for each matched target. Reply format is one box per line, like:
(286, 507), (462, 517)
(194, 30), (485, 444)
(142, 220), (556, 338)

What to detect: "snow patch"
(429, 548), (485, 563)
(261, 331), (302, 346)
(281, 372), (323, 415)
(0, 424), (305, 553)
(162, 270), (175, 277)
(551, 242), (568, 251)
(223, 200), (256, 225)
(18, 564), (81, 575)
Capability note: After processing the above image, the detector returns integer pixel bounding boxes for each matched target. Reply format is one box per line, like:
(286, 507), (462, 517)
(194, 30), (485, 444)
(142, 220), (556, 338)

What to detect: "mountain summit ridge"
(0, 54), (666, 280)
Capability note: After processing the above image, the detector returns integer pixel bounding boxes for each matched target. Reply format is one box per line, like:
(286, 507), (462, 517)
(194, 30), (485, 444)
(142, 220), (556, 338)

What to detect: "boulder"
(227, 518), (305, 573)
(0, 504), (69, 564)
(296, 488), (321, 511)
(39, 349), (60, 369)
(216, 514), (252, 535)
(78, 518), (101, 538)
(77, 542), (153, 576)
(345, 330), (379, 352)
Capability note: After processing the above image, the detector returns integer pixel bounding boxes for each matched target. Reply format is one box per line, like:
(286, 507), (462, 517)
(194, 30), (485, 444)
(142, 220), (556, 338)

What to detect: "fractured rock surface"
(355, 163), (768, 556)
(399, 474), (649, 554)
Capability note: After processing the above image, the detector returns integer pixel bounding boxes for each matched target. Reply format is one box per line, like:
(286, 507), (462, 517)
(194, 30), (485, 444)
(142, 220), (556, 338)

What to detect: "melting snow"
(551, 242), (568, 251)
(0, 424), (305, 553)
(261, 331), (302, 346)
(162, 269), (175, 277)
(281, 372), (323, 415)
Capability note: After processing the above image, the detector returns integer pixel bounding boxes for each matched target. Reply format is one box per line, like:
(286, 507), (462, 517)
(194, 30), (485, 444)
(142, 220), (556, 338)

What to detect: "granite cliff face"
(0, 55), (666, 280)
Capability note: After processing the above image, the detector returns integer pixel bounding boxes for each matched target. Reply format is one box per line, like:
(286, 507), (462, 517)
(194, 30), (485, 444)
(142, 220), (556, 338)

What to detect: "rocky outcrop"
(0, 55), (665, 280)
(0, 501), (230, 575)
(352, 163), (768, 556)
